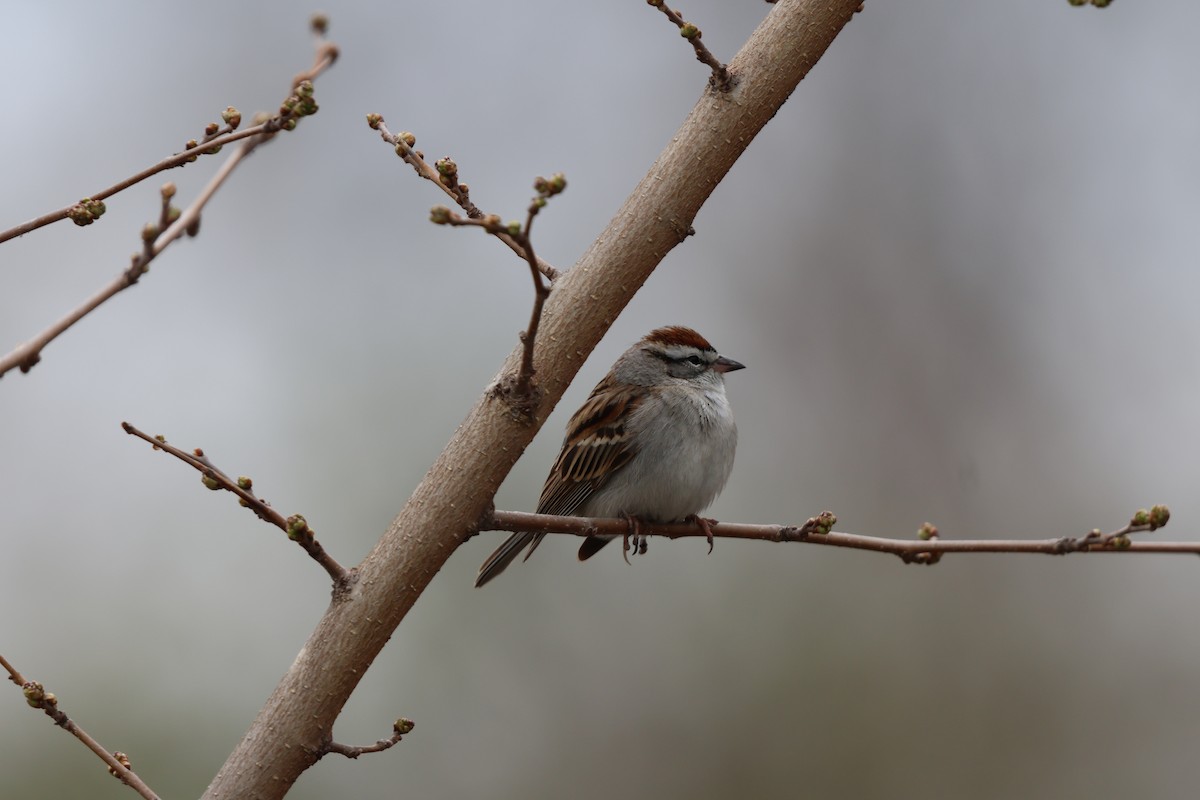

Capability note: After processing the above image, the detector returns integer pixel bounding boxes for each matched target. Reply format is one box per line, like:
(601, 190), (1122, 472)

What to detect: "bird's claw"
(620, 512), (645, 565)
(686, 515), (717, 554)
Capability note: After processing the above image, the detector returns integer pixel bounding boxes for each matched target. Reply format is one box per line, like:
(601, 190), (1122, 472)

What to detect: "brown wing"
(536, 376), (643, 516)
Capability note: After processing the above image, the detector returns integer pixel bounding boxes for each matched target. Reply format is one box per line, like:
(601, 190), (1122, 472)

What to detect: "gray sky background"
(3, 2), (1200, 798)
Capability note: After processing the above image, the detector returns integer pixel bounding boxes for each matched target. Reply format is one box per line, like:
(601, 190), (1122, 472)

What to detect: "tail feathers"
(475, 532), (544, 588)
(577, 534), (615, 561)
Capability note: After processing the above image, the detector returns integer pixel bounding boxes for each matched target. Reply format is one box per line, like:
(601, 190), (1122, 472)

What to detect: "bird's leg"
(619, 512), (644, 564)
(686, 515), (718, 554)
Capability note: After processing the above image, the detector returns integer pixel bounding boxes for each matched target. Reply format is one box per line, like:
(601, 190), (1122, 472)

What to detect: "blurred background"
(3, 1), (1199, 798)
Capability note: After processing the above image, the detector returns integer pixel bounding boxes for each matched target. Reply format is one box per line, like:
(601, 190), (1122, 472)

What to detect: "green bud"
(281, 118), (297, 131)
(507, 221), (522, 236)
(296, 80), (314, 98)
(222, 106), (242, 128)
(161, 182), (177, 200)
(286, 514), (310, 540)
(67, 204), (94, 226)
(680, 23), (700, 40)
(435, 157), (458, 177)
(1149, 504), (1170, 529)
(202, 475), (221, 490)
(142, 223), (159, 242)
(23, 681), (45, 707)
(394, 718), (415, 735)
(1131, 508), (1150, 527)
(204, 122), (219, 137)
(237, 476), (253, 490)
(399, 131), (416, 147)
(429, 206), (453, 224)
(366, 113), (383, 129)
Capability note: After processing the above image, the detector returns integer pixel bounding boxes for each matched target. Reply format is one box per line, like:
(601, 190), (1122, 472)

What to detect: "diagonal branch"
(121, 422), (348, 585)
(367, 116), (560, 282)
(0, 139), (258, 378)
(0, 22), (337, 380)
(1, 654), (161, 800)
(647, 0), (732, 91)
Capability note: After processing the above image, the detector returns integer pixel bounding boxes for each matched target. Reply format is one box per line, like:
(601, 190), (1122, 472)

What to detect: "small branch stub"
(323, 718), (415, 760)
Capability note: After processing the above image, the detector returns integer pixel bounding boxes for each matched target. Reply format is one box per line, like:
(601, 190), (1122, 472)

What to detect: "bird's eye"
(684, 355), (705, 366)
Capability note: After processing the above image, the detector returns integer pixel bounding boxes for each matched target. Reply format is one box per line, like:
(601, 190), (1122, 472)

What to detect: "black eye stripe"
(645, 346), (715, 366)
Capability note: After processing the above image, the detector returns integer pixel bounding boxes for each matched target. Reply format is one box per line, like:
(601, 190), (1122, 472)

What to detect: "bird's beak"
(713, 356), (745, 374)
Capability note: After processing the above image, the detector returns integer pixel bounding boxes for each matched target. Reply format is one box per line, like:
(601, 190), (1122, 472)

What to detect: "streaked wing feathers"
(537, 378), (643, 516)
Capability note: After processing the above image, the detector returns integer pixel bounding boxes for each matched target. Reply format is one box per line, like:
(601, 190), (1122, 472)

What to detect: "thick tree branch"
(203, 3), (862, 797)
(1, 654), (161, 800)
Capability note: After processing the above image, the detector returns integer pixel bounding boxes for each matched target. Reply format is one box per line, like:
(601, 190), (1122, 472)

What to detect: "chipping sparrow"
(475, 325), (744, 587)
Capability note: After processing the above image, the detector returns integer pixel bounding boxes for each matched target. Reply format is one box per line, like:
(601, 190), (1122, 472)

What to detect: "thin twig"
(366, 115), (560, 282)
(482, 506), (1185, 562)
(1, 18), (338, 245)
(428, 174), (564, 411)
(0, 121), (260, 245)
(647, 0), (732, 91)
(0, 27), (337, 379)
(1, 654), (161, 800)
(0, 138), (258, 378)
(121, 422), (349, 584)
(321, 719), (415, 760)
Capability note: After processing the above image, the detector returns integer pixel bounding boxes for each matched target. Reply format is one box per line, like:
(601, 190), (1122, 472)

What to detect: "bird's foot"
(686, 515), (718, 554)
(620, 512), (646, 564)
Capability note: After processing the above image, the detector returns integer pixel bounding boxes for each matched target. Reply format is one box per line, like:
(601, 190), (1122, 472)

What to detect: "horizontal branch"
(484, 507), (1189, 562)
